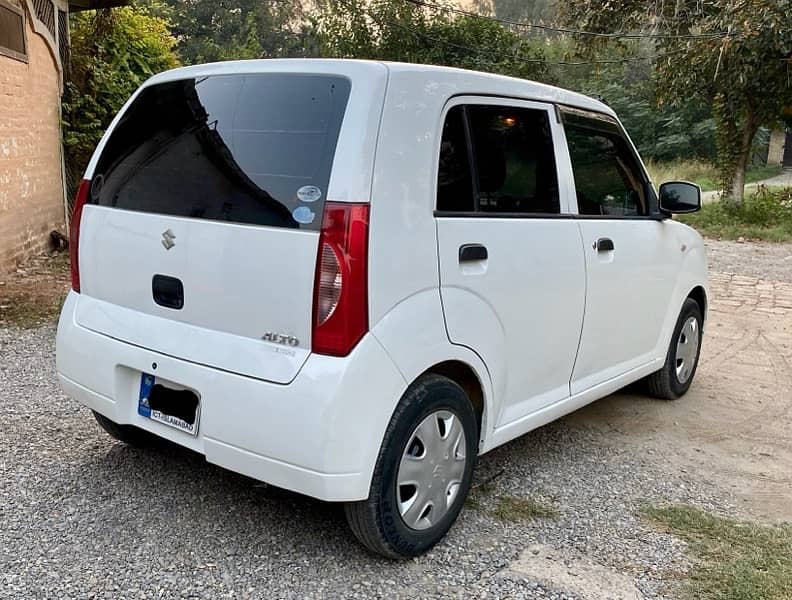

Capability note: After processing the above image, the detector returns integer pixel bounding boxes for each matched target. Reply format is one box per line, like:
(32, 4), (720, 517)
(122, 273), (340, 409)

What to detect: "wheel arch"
(687, 285), (708, 325)
(370, 289), (495, 452)
(420, 360), (485, 441)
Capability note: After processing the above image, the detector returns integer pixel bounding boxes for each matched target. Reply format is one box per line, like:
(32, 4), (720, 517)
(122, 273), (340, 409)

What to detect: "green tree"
(474, 0), (557, 22)
(147, 0), (319, 64)
(317, 0), (552, 82)
(561, 0), (792, 206)
(62, 6), (179, 192)
(575, 59), (717, 162)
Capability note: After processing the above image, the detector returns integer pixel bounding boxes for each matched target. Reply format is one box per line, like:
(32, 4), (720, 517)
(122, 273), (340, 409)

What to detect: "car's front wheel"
(344, 374), (478, 558)
(646, 297), (703, 399)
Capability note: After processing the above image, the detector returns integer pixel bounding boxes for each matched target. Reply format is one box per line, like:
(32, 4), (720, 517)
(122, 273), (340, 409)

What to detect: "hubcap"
(396, 410), (467, 531)
(675, 316), (700, 384)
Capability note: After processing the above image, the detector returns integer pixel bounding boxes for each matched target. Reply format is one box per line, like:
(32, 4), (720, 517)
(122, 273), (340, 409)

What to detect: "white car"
(57, 59), (707, 558)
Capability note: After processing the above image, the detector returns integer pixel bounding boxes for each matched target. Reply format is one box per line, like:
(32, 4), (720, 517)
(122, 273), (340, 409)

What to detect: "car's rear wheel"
(92, 411), (158, 447)
(344, 374), (477, 558)
(646, 298), (703, 400)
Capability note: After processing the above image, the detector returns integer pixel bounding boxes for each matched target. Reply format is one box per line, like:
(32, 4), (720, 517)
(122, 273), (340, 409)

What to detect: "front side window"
(562, 108), (648, 217)
(436, 104), (560, 215)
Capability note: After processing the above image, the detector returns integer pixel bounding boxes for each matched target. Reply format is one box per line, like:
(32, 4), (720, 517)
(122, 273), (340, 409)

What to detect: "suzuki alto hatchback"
(57, 59), (707, 558)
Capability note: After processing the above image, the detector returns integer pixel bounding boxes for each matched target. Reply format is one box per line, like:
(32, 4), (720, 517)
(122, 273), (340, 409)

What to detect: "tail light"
(69, 179), (91, 293)
(312, 202), (370, 357)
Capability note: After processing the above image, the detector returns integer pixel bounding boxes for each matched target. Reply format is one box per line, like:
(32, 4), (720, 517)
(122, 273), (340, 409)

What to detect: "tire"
(93, 411), (158, 447)
(646, 298), (703, 400)
(344, 374), (478, 559)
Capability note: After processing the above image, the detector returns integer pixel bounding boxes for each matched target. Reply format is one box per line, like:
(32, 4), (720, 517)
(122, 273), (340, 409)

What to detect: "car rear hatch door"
(75, 63), (387, 383)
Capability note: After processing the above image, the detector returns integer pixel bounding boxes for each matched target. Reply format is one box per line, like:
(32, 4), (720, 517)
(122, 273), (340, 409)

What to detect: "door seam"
(568, 220), (588, 394)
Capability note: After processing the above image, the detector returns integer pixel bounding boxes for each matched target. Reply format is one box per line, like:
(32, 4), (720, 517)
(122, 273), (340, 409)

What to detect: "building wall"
(0, 5), (65, 272)
(767, 128), (787, 167)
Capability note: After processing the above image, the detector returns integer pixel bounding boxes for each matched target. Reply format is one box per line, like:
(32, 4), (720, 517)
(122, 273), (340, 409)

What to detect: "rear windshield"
(91, 74), (352, 230)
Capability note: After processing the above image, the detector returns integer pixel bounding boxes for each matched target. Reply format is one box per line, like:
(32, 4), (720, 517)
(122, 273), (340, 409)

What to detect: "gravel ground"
(3, 238), (779, 599)
(0, 325), (730, 600)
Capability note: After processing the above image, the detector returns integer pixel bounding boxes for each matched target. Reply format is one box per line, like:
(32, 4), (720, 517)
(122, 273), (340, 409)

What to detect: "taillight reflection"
(316, 243), (343, 326)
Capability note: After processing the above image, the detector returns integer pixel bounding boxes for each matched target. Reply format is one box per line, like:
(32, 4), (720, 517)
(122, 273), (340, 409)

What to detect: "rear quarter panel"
(367, 69), (499, 443)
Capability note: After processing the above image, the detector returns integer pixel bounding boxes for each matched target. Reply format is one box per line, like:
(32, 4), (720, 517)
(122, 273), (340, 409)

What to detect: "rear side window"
(92, 74), (352, 230)
(468, 106), (559, 214)
(562, 108), (648, 217)
(436, 104), (560, 215)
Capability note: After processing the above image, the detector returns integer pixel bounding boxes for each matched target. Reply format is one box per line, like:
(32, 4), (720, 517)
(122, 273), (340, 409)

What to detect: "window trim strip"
(434, 210), (664, 221)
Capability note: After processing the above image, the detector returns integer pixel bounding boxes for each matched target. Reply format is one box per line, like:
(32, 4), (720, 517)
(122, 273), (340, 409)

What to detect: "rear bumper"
(56, 291), (407, 502)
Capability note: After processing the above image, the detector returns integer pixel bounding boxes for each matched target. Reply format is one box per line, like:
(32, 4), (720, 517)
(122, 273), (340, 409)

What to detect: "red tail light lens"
(312, 202), (370, 357)
(69, 179), (91, 293)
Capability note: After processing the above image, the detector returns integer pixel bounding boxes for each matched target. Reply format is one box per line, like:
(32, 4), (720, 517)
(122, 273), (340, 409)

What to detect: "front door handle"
(459, 244), (488, 262)
(595, 238), (615, 252)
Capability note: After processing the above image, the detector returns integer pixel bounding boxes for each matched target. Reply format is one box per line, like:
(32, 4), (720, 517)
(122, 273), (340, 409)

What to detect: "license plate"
(138, 373), (200, 436)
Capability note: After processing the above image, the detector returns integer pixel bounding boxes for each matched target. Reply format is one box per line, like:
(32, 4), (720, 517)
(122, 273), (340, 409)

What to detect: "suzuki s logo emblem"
(161, 229), (176, 250)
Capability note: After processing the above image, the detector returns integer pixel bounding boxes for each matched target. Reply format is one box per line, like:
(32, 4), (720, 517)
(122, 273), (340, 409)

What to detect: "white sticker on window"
(292, 206), (316, 224)
(297, 185), (322, 203)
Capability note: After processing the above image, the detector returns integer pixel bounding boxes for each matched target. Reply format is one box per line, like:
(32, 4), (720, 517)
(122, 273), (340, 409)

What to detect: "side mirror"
(658, 181), (701, 214)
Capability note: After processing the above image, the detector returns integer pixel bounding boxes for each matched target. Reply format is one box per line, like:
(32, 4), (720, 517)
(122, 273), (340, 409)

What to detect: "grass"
(645, 159), (783, 192)
(0, 291), (66, 328)
(744, 165), (786, 186)
(492, 495), (559, 522)
(464, 480), (558, 522)
(677, 186), (792, 242)
(642, 504), (792, 600)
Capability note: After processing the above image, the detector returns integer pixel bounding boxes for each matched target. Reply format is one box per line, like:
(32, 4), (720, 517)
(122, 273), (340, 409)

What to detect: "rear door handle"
(459, 244), (488, 262)
(595, 238), (615, 252)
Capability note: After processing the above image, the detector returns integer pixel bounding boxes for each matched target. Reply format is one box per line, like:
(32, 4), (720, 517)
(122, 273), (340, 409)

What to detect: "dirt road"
(702, 168), (792, 203)
(567, 254), (792, 522)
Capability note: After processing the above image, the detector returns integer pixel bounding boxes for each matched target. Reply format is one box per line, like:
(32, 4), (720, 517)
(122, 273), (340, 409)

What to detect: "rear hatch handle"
(152, 275), (184, 310)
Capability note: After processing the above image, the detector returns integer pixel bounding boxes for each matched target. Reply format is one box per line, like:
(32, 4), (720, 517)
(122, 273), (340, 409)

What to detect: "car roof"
(145, 58), (615, 118)
(380, 61), (614, 116)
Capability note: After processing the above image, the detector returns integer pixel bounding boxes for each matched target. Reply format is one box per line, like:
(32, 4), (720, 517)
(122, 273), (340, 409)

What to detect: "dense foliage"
(146, 0), (319, 63)
(679, 185), (792, 242)
(584, 66), (717, 162)
(316, 0), (553, 82)
(473, 0), (557, 22)
(62, 0), (790, 206)
(62, 6), (178, 192)
(562, 0), (792, 205)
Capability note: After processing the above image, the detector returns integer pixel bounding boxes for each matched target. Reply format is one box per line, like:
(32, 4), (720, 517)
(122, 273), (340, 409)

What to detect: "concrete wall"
(767, 129), (787, 167)
(0, 3), (65, 272)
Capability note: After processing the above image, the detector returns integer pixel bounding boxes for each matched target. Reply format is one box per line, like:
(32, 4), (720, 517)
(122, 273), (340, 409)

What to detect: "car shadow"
(73, 436), (371, 560)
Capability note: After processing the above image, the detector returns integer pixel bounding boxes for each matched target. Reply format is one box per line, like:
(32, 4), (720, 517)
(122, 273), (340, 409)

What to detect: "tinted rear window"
(91, 74), (352, 230)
